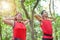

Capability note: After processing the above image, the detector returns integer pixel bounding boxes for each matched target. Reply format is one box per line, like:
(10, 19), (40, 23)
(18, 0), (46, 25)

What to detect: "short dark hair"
(41, 10), (47, 15)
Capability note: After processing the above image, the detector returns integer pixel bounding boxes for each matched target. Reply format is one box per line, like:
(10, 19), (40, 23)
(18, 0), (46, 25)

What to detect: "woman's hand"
(2, 17), (14, 27)
(22, 19), (30, 25)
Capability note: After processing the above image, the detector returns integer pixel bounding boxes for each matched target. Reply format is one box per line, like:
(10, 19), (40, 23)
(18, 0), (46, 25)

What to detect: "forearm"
(48, 17), (56, 21)
(34, 14), (42, 21)
(3, 17), (15, 20)
(3, 18), (14, 26)
(22, 19), (29, 25)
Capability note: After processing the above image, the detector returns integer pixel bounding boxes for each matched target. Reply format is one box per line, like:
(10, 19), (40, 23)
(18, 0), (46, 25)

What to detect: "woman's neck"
(17, 20), (22, 22)
(42, 16), (48, 20)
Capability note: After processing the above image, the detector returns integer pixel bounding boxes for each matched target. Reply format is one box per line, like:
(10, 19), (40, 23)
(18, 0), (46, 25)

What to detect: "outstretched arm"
(48, 17), (56, 22)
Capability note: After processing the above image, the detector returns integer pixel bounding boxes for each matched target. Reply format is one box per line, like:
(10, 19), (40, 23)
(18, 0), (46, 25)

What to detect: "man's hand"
(48, 17), (56, 22)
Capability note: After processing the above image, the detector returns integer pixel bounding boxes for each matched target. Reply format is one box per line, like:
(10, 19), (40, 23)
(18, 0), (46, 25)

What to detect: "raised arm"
(34, 14), (42, 21)
(22, 19), (29, 25)
(48, 17), (56, 22)
(3, 17), (15, 27)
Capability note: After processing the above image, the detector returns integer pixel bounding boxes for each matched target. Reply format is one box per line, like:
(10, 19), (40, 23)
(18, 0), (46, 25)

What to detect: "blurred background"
(0, 0), (60, 40)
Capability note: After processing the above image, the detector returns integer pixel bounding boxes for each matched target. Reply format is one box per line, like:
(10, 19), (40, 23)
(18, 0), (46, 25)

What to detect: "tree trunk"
(52, 0), (58, 40)
(52, 0), (55, 16)
(29, 20), (35, 40)
(21, 0), (40, 40)
(49, 0), (52, 16)
(30, 0), (40, 40)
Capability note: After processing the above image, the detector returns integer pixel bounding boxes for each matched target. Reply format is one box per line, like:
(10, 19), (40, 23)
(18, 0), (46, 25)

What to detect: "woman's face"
(15, 13), (23, 20)
(42, 11), (48, 17)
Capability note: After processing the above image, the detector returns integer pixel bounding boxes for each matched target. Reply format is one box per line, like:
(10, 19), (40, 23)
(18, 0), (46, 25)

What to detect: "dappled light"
(0, 0), (16, 16)
(0, 0), (60, 40)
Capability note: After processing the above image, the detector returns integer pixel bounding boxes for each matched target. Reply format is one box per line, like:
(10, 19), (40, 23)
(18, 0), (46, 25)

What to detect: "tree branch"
(49, 0), (52, 16)
(31, 0), (40, 20)
(32, 0), (40, 11)
(21, 0), (30, 19)
(52, 0), (55, 16)
(30, 0), (40, 40)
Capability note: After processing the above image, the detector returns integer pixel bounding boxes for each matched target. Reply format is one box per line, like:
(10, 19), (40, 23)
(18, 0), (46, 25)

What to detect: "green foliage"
(1, 0), (60, 40)
(1, 22), (12, 40)
(25, 0), (35, 6)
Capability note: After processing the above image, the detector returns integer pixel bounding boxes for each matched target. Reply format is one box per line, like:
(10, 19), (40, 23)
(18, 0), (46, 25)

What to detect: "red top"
(40, 20), (53, 39)
(13, 21), (26, 40)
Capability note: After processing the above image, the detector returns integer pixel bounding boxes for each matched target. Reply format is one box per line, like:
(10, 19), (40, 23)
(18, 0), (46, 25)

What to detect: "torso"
(40, 19), (53, 39)
(13, 21), (26, 40)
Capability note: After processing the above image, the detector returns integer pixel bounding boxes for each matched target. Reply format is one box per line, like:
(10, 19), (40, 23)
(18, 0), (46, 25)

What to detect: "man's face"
(42, 11), (48, 17)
